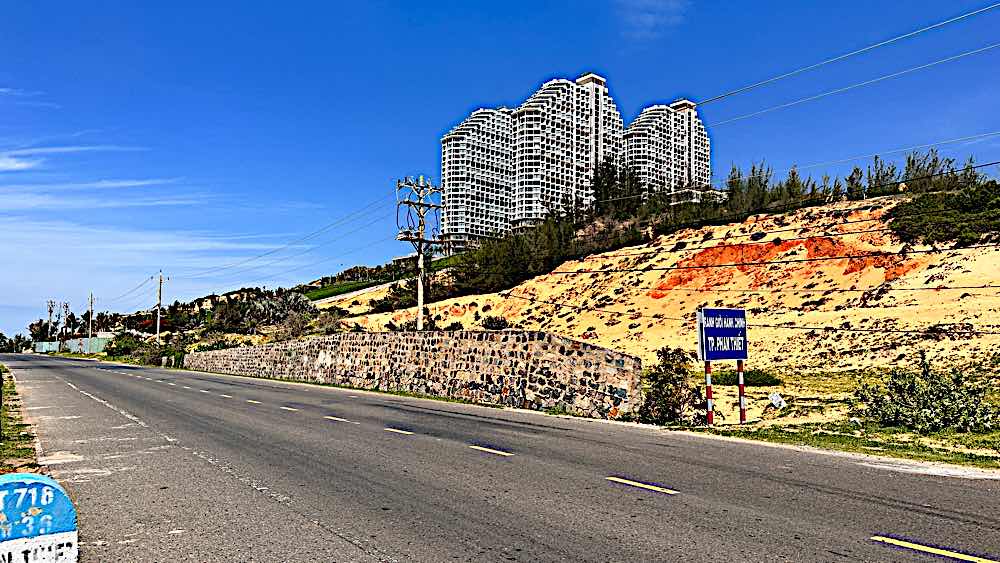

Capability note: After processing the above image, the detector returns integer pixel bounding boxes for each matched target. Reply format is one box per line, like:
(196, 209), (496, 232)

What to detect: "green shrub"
(636, 347), (704, 426)
(854, 356), (997, 433)
(481, 316), (512, 330)
(194, 339), (239, 353)
(712, 368), (782, 386)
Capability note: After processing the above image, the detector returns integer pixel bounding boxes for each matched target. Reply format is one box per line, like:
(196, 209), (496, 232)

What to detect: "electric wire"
(710, 42), (1000, 127)
(697, 2), (1000, 105)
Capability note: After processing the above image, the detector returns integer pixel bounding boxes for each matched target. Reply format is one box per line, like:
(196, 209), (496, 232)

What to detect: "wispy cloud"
(0, 87), (42, 97)
(616, 0), (689, 40)
(0, 155), (42, 172)
(0, 192), (202, 211)
(4, 145), (147, 156)
(0, 145), (147, 173)
(0, 178), (180, 192)
(0, 216), (299, 332)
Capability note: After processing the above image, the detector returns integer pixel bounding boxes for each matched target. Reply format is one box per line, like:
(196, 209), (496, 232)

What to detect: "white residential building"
(623, 99), (711, 197)
(511, 73), (623, 229)
(440, 108), (514, 253)
(439, 73), (712, 251)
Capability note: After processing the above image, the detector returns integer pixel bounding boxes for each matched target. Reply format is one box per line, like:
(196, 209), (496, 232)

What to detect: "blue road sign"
(0, 473), (77, 562)
(697, 308), (748, 361)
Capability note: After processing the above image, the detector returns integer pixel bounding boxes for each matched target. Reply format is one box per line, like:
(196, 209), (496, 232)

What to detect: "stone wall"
(183, 331), (642, 419)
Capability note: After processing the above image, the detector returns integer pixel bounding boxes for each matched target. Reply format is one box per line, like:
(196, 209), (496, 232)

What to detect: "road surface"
(3, 354), (998, 562)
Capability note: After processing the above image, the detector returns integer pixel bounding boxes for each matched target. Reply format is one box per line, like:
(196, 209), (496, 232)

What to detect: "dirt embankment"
(328, 198), (1000, 423)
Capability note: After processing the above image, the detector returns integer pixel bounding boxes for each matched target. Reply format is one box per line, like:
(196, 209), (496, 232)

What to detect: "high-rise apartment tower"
(440, 73), (710, 252)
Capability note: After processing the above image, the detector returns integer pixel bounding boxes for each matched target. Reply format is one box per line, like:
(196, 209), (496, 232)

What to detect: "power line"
(697, 2), (1000, 105)
(194, 212), (395, 281)
(103, 275), (155, 304)
(710, 41), (1000, 127)
(176, 195), (394, 279)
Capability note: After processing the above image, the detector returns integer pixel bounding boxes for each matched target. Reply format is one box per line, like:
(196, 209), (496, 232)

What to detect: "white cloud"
(617, 0), (689, 40)
(0, 88), (41, 97)
(0, 145), (147, 173)
(3, 145), (146, 156)
(0, 192), (201, 211)
(0, 178), (180, 192)
(0, 155), (42, 171)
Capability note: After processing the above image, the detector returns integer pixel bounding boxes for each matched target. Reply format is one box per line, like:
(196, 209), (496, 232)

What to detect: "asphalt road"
(3, 354), (998, 562)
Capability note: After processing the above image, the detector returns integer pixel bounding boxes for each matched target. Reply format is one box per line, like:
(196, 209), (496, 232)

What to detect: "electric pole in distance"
(395, 176), (442, 331)
(88, 292), (94, 354)
(61, 301), (70, 346)
(46, 300), (56, 340)
(156, 270), (169, 345)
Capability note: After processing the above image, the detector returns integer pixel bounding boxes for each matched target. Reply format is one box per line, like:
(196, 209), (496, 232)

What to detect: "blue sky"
(2, 0), (999, 336)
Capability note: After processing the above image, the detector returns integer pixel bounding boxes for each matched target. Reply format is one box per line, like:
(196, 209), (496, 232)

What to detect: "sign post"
(0, 473), (78, 562)
(697, 308), (749, 425)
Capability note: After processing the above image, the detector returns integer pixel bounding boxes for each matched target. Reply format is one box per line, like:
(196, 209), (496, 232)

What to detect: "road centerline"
(469, 445), (514, 457)
(870, 536), (997, 562)
(605, 476), (678, 495)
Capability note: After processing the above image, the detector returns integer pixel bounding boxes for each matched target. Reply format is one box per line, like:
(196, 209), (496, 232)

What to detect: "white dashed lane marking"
(384, 428), (413, 435)
(279, 406), (299, 412)
(218, 394), (233, 398)
(469, 445), (513, 457)
(246, 400), (262, 404)
(324, 416), (360, 425)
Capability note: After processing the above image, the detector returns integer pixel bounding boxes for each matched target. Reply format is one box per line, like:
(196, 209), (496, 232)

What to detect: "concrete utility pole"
(46, 300), (56, 340)
(88, 292), (94, 354)
(155, 270), (168, 345)
(61, 302), (70, 341)
(395, 176), (442, 331)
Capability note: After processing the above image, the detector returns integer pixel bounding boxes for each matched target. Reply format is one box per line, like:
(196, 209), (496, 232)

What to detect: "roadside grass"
(49, 351), (103, 360)
(701, 421), (1000, 469)
(0, 364), (40, 474)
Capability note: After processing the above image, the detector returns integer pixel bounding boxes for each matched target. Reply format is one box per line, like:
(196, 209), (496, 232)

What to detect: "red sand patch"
(648, 237), (921, 297)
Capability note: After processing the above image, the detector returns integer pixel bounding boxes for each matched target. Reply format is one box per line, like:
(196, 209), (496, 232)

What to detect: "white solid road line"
(469, 445), (514, 457)
(384, 428), (414, 435)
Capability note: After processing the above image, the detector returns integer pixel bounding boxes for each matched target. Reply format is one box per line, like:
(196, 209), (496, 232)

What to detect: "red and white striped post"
(704, 361), (714, 425)
(737, 359), (747, 424)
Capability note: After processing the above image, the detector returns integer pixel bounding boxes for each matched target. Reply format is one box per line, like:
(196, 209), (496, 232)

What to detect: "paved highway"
(3, 354), (998, 562)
